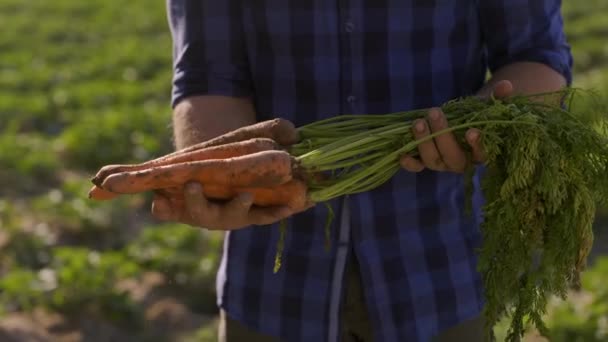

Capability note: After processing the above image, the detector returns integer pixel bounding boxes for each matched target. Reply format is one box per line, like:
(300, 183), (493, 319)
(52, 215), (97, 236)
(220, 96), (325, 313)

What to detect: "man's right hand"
(151, 95), (305, 230)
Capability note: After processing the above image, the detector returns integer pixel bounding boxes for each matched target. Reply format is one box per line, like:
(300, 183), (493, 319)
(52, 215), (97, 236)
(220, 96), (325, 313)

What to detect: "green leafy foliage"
(492, 256), (608, 341)
(48, 248), (141, 321)
(473, 96), (605, 341)
(1, 230), (51, 271)
(0, 0), (221, 336)
(0, 0), (175, 172)
(127, 224), (212, 276)
(0, 247), (142, 326)
(562, 0), (608, 73)
(545, 257), (608, 341)
(181, 322), (218, 342)
(126, 224), (221, 287)
(0, 270), (43, 314)
(292, 91), (608, 340)
(58, 106), (173, 171)
(0, 127), (60, 195)
(126, 224), (223, 312)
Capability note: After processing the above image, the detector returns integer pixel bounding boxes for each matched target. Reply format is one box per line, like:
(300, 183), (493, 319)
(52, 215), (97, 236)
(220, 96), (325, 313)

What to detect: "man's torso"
(216, 1), (487, 341)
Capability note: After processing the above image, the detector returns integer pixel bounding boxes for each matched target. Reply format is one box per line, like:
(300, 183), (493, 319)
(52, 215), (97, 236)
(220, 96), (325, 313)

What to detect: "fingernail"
(429, 109), (440, 121)
(415, 120), (426, 133)
(467, 130), (479, 142)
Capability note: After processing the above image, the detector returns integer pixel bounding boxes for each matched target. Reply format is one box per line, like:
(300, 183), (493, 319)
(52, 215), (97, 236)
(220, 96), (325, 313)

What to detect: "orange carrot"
(88, 185), (119, 200)
(153, 180), (311, 222)
(213, 180), (310, 209)
(91, 138), (280, 186)
(101, 150), (295, 194)
(176, 118), (298, 153)
(91, 118), (296, 187)
(258, 180), (309, 209)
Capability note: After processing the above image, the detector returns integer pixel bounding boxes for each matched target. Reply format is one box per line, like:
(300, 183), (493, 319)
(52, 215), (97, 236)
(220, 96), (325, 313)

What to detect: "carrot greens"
(285, 89), (608, 341)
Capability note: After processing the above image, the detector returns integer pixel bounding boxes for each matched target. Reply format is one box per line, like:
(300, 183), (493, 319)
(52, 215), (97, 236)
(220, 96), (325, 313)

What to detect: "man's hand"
(151, 95), (305, 230)
(400, 80), (514, 173)
(151, 182), (301, 230)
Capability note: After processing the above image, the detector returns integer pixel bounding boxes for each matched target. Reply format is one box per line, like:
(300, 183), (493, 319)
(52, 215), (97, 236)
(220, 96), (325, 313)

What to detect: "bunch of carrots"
(88, 119), (314, 215)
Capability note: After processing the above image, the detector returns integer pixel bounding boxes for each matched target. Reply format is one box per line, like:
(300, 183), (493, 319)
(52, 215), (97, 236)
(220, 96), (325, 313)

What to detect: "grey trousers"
(218, 255), (485, 342)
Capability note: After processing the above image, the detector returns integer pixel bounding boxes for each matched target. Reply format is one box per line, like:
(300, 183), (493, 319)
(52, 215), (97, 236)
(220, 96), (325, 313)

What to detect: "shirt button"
(345, 21), (355, 33)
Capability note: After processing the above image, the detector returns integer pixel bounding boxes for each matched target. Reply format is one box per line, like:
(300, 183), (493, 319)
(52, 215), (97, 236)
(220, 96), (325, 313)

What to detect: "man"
(154, 0), (572, 341)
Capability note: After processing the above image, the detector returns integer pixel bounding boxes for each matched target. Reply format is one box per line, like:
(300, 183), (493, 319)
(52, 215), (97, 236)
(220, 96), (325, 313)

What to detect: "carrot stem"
(273, 219), (288, 273)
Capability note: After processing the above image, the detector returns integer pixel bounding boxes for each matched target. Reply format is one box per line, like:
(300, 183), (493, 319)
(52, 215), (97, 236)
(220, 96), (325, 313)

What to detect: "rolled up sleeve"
(479, 0), (574, 84)
(167, 0), (252, 108)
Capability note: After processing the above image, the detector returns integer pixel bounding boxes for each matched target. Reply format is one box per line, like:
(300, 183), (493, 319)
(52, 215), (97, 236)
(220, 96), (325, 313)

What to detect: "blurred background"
(0, 1), (606, 341)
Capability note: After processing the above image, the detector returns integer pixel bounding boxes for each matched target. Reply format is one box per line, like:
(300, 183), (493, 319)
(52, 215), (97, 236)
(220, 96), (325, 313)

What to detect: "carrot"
(101, 150), (296, 194)
(91, 138), (280, 186)
(215, 180), (310, 209)
(161, 179), (310, 209)
(176, 118), (298, 153)
(203, 179), (308, 209)
(94, 118), (297, 186)
(88, 185), (119, 200)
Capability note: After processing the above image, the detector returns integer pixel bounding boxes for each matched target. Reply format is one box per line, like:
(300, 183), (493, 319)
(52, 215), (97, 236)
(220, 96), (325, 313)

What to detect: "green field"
(0, 1), (607, 341)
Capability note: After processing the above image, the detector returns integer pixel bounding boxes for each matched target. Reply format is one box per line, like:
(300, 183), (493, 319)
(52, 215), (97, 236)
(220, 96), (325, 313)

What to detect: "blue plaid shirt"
(167, 1), (572, 341)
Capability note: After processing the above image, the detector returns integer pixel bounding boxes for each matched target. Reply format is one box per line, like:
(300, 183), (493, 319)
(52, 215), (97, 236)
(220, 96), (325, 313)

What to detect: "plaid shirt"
(167, 1), (572, 341)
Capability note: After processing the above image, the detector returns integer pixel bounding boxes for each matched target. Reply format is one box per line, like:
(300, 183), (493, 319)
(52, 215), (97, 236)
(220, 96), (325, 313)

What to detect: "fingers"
(159, 182), (303, 230)
(399, 81), (507, 174)
(248, 206), (293, 226)
(412, 118), (446, 171)
(224, 192), (254, 214)
(183, 183), (259, 230)
(427, 108), (467, 172)
(408, 108), (469, 172)
(151, 193), (175, 221)
(184, 182), (215, 224)
(400, 155), (425, 172)
(466, 129), (486, 163)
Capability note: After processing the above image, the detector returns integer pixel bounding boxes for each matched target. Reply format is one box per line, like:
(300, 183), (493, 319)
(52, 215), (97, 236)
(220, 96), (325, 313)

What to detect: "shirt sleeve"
(167, 0), (252, 108)
(478, 0), (573, 85)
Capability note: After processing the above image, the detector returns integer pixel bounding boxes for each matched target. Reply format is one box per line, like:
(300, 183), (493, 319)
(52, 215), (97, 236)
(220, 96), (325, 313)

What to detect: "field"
(0, 1), (607, 341)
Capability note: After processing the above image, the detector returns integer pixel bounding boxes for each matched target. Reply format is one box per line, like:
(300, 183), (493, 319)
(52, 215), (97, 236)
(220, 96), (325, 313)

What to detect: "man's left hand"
(400, 80), (514, 173)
